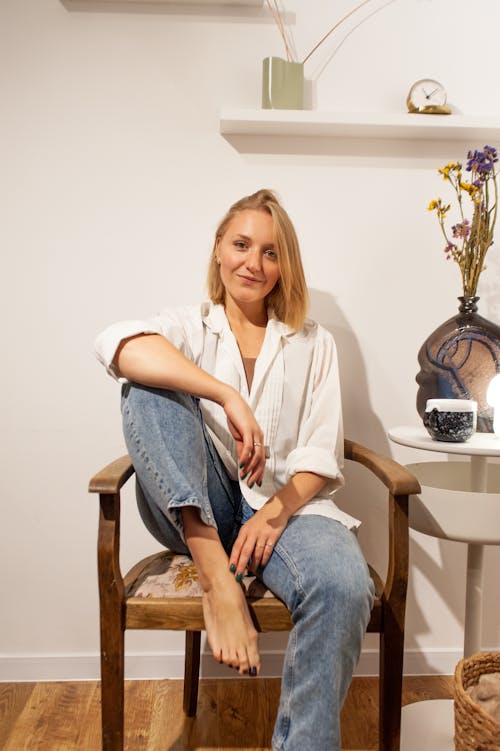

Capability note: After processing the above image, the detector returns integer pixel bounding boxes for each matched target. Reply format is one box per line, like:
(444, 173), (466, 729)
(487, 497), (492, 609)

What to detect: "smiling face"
(215, 209), (281, 314)
(207, 189), (309, 331)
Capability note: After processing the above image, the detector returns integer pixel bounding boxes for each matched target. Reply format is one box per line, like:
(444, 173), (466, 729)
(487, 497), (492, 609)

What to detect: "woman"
(95, 189), (374, 751)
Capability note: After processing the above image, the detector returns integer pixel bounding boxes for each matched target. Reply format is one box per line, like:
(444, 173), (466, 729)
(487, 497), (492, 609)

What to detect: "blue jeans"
(121, 384), (374, 751)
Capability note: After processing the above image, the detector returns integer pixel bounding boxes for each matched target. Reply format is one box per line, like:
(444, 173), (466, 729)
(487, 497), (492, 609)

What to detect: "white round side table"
(388, 426), (500, 751)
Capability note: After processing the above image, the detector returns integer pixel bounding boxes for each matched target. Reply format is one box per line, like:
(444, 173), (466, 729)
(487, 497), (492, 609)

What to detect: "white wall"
(1, 0), (499, 681)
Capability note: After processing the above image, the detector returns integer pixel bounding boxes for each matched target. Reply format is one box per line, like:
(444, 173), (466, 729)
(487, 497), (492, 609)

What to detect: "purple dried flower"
(452, 219), (471, 239)
(466, 146), (498, 181)
(483, 145), (498, 162)
(444, 241), (456, 259)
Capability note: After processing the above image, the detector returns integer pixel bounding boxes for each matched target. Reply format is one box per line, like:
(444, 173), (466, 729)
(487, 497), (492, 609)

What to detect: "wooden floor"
(0, 676), (454, 750)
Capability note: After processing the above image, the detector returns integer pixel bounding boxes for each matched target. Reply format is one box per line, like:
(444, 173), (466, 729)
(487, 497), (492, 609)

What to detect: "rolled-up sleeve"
(94, 306), (201, 382)
(95, 320), (164, 381)
(285, 327), (344, 494)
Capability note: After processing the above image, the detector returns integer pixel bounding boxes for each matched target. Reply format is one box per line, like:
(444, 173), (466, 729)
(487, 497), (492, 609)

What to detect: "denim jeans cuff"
(166, 498), (218, 544)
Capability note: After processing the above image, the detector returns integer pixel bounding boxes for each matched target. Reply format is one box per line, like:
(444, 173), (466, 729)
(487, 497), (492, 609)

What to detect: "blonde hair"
(207, 189), (309, 331)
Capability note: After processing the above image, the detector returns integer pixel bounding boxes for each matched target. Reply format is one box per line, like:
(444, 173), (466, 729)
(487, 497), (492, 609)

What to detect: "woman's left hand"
(229, 497), (290, 578)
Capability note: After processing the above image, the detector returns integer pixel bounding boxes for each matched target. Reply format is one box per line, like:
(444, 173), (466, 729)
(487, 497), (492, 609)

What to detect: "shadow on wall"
(309, 288), (393, 589)
(309, 288), (387, 450)
(309, 288), (453, 671)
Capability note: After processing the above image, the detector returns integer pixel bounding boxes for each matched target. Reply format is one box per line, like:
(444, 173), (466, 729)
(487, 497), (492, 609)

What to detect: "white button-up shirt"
(95, 302), (360, 529)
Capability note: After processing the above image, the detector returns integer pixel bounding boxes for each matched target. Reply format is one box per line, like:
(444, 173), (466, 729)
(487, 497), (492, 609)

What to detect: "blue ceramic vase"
(416, 297), (500, 432)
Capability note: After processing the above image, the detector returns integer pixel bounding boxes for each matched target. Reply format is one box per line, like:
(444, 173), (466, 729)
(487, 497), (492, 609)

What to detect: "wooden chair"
(89, 439), (420, 751)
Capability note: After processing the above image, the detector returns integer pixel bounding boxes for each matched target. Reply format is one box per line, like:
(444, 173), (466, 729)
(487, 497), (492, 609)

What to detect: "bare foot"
(202, 572), (260, 676)
(180, 508), (260, 675)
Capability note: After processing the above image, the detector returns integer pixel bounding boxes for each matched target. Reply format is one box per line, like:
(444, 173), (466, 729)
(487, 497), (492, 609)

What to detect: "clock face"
(408, 79), (447, 109)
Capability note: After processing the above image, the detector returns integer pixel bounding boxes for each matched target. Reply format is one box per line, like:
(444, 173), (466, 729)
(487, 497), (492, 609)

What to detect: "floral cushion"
(131, 551), (275, 600)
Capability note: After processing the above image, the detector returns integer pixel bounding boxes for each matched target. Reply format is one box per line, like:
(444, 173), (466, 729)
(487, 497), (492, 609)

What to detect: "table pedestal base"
(387, 428), (500, 751)
(401, 699), (454, 751)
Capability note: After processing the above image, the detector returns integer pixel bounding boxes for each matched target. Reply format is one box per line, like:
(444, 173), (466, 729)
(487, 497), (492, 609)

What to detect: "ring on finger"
(253, 441), (262, 447)
(265, 543), (273, 548)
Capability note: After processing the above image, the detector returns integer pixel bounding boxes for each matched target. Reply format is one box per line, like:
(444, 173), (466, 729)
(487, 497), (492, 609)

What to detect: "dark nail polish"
(235, 572), (243, 583)
(249, 666), (257, 677)
(229, 563), (236, 573)
(239, 462), (245, 469)
(249, 482), (254, 489)
(257, 481), (262, 487)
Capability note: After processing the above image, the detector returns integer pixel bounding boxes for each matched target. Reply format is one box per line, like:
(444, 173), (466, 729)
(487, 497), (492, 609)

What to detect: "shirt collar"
(202, 302), (296, 339)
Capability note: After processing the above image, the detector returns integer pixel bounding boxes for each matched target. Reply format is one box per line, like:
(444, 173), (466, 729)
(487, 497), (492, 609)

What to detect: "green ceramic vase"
(262, 57), (304, 110)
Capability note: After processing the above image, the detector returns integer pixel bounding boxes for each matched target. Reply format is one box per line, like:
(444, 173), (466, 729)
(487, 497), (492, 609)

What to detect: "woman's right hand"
(220, 388), (266, 487)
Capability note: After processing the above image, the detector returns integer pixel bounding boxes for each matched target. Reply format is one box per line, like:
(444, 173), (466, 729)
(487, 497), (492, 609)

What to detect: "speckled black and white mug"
(423, 399), (477, 442)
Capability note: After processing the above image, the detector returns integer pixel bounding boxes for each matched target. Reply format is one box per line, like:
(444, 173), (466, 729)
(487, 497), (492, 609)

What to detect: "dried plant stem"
(435, 160), (498, 298)
(302, 0), (374, 64)
(265, 0), (294, 62)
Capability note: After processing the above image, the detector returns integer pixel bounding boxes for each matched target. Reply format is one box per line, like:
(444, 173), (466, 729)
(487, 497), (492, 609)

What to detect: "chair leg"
(183, 630), (201, 717)
(100, 616), (125, 751)
(98, 491), (126, 751)
(379, 614), (404, 751)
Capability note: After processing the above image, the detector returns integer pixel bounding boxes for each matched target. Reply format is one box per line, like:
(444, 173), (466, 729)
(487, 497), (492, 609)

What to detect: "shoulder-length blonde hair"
(206, 189), (309, 331)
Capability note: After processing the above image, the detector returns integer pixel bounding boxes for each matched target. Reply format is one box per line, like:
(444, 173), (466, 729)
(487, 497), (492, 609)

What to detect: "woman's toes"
(236, 652), (250, 676)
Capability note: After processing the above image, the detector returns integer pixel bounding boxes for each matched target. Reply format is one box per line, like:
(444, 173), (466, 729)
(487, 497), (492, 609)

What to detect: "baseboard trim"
(0, 647), (473, 682)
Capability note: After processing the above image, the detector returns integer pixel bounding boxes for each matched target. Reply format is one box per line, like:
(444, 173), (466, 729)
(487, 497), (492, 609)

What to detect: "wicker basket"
(454, 652), (500, 751)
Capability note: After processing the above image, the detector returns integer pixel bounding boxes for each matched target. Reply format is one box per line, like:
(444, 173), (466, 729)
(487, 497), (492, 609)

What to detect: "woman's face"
(216, 209), (281, 310)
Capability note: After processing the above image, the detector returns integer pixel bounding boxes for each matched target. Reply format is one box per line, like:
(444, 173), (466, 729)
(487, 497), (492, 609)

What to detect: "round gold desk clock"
(407, 78), (451, 114)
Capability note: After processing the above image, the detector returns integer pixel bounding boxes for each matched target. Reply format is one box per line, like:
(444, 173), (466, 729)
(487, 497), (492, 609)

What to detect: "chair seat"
(127, 551), (277, 600)
(123, 551), (382, 632)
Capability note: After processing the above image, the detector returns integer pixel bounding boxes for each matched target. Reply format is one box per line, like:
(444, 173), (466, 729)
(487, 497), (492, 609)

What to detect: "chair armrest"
(344, 438), (420, 619)
(89, 457), (134, 611)
(89, 455), (135, 495)
(344, 439), (420, 497)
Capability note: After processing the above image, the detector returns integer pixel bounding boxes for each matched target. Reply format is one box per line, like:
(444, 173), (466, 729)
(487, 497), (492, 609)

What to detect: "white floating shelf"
(76, 0), (262, 4)
(220, 109), (500, 142)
